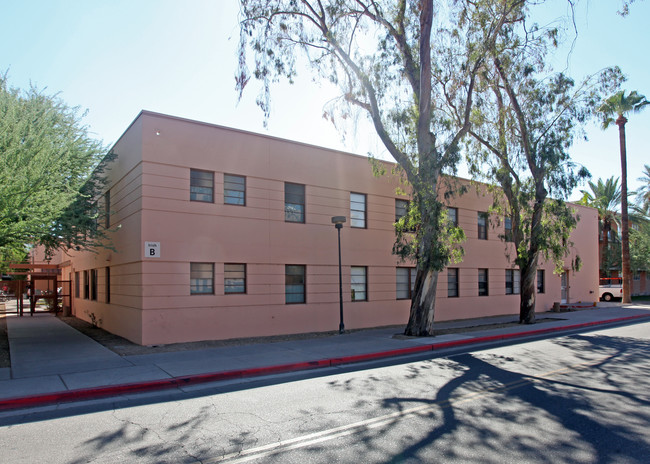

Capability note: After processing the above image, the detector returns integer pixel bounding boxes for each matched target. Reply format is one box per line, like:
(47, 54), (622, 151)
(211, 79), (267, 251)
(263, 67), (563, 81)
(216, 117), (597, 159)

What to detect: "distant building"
(46, 111), (599, 345)
(598, 221), (649, 296)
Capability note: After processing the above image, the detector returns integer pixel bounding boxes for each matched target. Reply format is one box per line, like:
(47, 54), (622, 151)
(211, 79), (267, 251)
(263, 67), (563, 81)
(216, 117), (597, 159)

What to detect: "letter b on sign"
(144, 241), (161, 258)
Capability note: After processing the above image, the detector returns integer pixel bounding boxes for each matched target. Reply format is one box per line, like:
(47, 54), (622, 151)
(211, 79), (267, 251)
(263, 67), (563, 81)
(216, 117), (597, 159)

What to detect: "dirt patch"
(58, 316), (352, 356)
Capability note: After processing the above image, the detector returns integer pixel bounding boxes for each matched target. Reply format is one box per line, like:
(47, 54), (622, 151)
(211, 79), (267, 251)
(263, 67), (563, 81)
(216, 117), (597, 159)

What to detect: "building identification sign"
(144, 241), (161, 258)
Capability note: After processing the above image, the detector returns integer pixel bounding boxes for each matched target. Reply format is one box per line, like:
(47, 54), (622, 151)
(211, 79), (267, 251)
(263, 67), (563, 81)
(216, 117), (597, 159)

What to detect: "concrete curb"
(1, 313), (649, 411)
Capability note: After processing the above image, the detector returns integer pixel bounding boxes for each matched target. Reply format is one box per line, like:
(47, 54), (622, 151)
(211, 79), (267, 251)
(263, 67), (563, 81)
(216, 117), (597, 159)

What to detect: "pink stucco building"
(54, 111), (599, 345)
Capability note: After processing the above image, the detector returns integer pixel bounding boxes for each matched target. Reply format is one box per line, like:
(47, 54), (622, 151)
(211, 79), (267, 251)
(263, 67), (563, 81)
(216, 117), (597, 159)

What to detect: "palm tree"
(597, 90), (650, 303)
(579, 177), (621, 277)
(637, 164), (650, 213)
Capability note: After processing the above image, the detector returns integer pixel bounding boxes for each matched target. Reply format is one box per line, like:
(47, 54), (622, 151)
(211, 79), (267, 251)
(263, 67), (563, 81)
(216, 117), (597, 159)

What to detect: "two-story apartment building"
(53, 111), (599, 345)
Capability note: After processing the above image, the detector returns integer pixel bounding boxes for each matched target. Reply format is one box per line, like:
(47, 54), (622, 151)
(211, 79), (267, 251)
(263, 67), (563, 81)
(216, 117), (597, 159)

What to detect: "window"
(505, 269), (521, 295)
(504, 216), (513, 242)
(105, 190), (111, 228)
(350, 193), (367, 228)
(90, 269), (98, 301)
(537, 270), (545, 294)
(190, 169), (214, 203)
(83, 270), (89, 299)
(447, 207), (458, 227)
(478, 212), (488, 240)
(285, 183), (305, 223)
(285, 265), (306, 304)
(224, 264), (246, 294)
(447, 268), (459, 298)
(396, 267), (416, 299)
(190, 263), (214, 294)
(395, 199), (409, 222)
(75, 272), (80, 298)
(351, 266), (368, 301)
(633, 271), (641, 281)
(105, 267), (111, 303)
(478, 269), (489, 296)
(224, 174), (246, 205)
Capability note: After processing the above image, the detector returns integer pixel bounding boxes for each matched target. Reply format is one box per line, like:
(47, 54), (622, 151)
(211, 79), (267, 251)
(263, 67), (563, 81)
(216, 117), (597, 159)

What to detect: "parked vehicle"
(599, 277), (623, 302)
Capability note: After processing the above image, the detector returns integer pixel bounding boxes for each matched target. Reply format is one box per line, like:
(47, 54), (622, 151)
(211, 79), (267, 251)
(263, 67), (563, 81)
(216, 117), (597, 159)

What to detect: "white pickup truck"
(599, 277), (623, 302)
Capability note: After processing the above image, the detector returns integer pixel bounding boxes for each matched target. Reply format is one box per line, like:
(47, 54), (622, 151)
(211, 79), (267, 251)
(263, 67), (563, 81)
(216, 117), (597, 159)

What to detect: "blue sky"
(2, 0), (649, 200)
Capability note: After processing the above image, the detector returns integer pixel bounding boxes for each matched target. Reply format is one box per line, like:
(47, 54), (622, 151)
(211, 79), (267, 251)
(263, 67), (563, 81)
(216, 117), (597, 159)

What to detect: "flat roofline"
(111, 109), (396, 166)
(104, 110), (595, 213)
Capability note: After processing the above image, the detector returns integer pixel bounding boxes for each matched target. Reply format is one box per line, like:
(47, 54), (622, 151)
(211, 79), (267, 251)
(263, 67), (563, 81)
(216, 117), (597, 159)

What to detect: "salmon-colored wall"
(61, 111), (599, 345)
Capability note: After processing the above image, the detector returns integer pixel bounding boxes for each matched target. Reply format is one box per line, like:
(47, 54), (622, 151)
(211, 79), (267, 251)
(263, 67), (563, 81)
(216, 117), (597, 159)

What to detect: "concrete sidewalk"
(1, 303), (649, 411)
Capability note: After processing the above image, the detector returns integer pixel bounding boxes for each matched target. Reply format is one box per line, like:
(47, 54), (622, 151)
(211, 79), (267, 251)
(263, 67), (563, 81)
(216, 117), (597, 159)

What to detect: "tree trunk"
(404, 267), (439, 336)
(519, 258), (537, 324)
(617, 115), (632, 303)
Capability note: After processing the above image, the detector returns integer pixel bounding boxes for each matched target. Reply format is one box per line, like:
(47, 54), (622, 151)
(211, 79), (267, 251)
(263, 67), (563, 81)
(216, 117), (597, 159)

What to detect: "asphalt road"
(1, 322), (649, 463)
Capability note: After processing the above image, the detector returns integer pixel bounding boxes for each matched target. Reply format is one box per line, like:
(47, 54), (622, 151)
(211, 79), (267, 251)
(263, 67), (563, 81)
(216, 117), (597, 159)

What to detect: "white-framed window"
(350, 193), (367, 228)
(191, 263), (214, 295)
(505, 269), (521, 295)
(224, 264), (246, 294)
(351, 266), (367, 301)
(396, 267), (416, 299)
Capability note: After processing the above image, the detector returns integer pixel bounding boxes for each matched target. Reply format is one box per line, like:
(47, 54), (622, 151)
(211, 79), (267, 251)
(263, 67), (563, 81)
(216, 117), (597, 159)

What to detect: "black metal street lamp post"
(331, 216), (346, 334)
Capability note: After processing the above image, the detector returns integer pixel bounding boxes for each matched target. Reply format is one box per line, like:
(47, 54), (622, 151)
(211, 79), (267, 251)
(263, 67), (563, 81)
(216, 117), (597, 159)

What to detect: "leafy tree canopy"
(464, 5), (623, 322)
(0, 75), (110, 267)
(237, 0), (525, 335)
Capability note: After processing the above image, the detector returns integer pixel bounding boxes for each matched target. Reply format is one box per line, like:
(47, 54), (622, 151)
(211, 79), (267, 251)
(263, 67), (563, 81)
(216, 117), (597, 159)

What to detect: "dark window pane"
(224, 263), (246, 294)
(190, 169), (214, 202)
(478, 212), (488, 240)
(224, 174), (246, 205)
(537, 270), (545, 294)
(478, 268), (488, 296)
(285, 265), (305, 303)
(448, 207), (458, 227)
(285, 183), (305, 222)
(447, 268), (458, 298)
(395, 199), (408, 222)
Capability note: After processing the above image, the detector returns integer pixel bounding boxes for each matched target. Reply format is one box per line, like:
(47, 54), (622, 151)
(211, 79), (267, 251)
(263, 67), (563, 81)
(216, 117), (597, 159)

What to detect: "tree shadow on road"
(367, 332), (650, 463)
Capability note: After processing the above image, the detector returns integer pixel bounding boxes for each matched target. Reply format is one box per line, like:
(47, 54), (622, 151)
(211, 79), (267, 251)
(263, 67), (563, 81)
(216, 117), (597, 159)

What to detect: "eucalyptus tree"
(597, 90), (649, 303)
(464, 17), (622, 323)
(579, 177), (622, 277)
(0, 75), (110, 266)
(237, 0), (524, 335)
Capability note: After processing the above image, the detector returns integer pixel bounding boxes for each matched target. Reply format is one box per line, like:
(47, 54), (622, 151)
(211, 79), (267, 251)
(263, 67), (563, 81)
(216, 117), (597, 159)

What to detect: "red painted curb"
(330, 344), (432, 366)
(1, 313), (649, 411)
